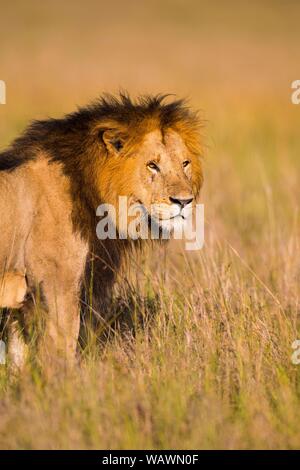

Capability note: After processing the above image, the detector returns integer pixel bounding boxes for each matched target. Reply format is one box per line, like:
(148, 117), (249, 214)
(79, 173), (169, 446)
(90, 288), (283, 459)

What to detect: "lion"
(0, 93), (204, 368)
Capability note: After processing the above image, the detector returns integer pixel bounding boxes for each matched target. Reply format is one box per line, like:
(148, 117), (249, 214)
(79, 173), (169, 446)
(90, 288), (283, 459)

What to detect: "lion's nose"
(169, 196), (194, 208)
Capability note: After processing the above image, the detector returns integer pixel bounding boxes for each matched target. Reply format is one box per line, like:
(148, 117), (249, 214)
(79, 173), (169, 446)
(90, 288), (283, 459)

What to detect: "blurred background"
(0, 0), (299, 129)
(1, 0), (299, 249)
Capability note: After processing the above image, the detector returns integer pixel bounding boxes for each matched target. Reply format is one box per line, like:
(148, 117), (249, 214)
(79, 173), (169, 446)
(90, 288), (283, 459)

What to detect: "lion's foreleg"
(7, 319), (28, 373)
(0, 271), (27, 309)
(0, 272), (28, 373)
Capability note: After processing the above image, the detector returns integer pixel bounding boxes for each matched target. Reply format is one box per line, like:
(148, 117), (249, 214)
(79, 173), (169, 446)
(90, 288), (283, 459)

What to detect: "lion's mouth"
(147, 213), (186, 231)
(136, 200), (186, 223)
(167, 214), (185, 221)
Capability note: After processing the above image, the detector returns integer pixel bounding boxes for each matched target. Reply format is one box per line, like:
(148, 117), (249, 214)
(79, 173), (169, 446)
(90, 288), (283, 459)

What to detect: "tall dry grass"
(0, 0), (299, 449)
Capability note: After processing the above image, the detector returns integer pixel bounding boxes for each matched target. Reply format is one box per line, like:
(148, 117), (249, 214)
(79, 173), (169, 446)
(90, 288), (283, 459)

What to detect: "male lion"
(0, 93), (203, 367)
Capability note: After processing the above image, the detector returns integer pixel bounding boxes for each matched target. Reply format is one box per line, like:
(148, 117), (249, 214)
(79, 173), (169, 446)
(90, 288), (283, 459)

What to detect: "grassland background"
(0, 0), (300, 449)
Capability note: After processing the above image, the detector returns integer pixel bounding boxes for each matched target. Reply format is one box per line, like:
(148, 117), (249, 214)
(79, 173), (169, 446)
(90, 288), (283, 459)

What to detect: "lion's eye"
(183, 160), (190, 168)
(147, 161), (160, 172)
(112, 139), (123, 151)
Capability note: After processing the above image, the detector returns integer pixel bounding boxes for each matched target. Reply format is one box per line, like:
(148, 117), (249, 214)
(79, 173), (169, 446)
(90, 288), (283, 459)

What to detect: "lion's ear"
(101, 129), (124, 154)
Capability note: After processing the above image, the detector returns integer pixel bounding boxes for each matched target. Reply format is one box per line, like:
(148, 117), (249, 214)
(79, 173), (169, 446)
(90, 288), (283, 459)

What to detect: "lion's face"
(132, 129), (203, 233)
(97, 126), (203, 237)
